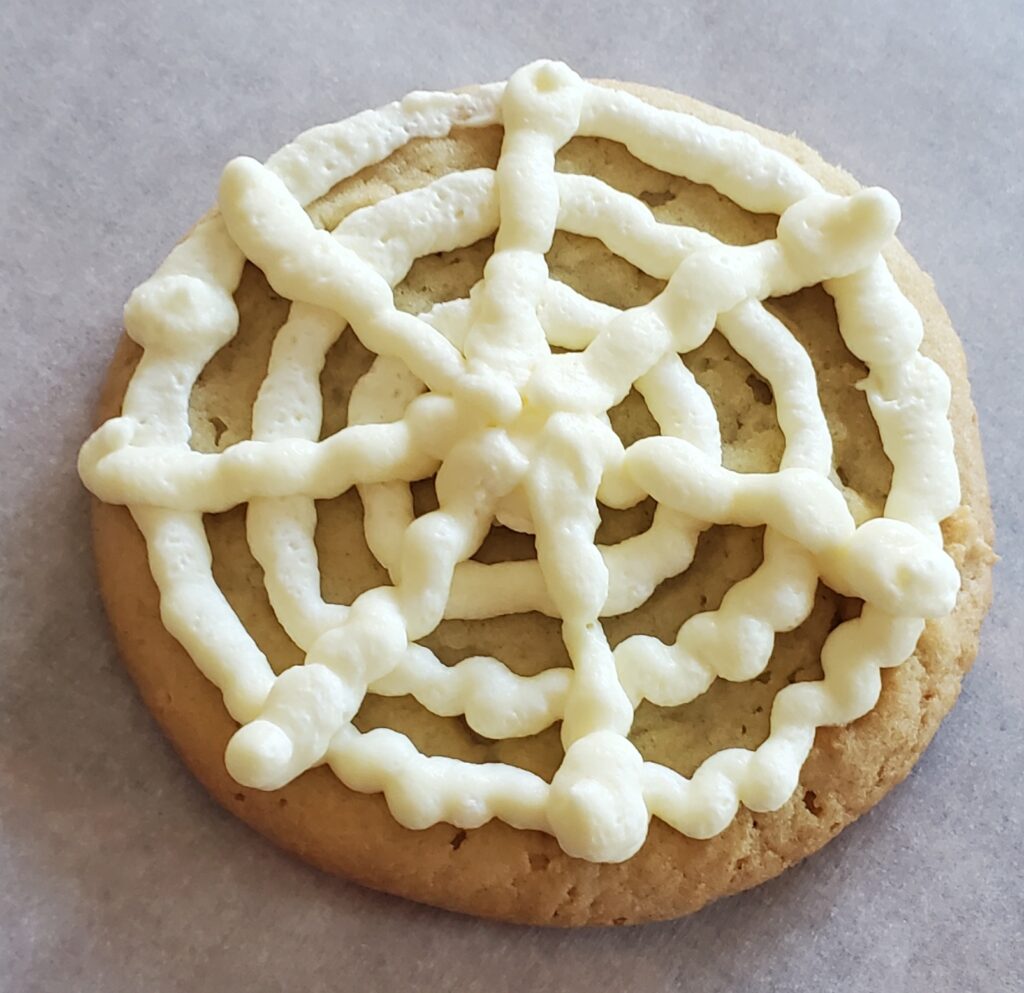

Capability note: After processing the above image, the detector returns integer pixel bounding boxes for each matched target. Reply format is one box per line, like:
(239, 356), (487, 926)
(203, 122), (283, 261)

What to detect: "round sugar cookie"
(84, 65), (993, 926)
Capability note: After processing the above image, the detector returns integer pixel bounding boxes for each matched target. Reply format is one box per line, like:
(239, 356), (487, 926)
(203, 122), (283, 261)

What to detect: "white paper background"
(2, 1), (1021, 990)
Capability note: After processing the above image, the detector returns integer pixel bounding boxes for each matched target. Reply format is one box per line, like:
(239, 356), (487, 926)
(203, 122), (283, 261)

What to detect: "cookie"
(81, 61), (994, 925)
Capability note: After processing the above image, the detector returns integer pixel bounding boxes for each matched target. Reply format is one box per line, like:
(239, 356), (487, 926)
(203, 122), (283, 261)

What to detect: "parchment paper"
(2, 1), (1021, 990)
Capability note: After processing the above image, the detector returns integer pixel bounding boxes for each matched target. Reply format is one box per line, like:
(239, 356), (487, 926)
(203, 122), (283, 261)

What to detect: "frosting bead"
(825, 517), (961, 617)
(124, 274), (239, 353)
(548, 732), (649, 863)
(225, 721), (295, 790)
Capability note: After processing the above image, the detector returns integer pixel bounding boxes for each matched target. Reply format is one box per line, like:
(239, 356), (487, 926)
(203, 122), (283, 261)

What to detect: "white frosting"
(79, 61), (962, 863)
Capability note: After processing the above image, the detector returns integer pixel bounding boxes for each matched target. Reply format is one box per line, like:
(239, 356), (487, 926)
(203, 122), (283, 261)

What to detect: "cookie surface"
(89, 77), (993, 925)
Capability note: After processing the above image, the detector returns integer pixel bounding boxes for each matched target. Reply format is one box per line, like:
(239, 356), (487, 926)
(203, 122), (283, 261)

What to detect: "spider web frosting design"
(80, 61), (962, 862)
